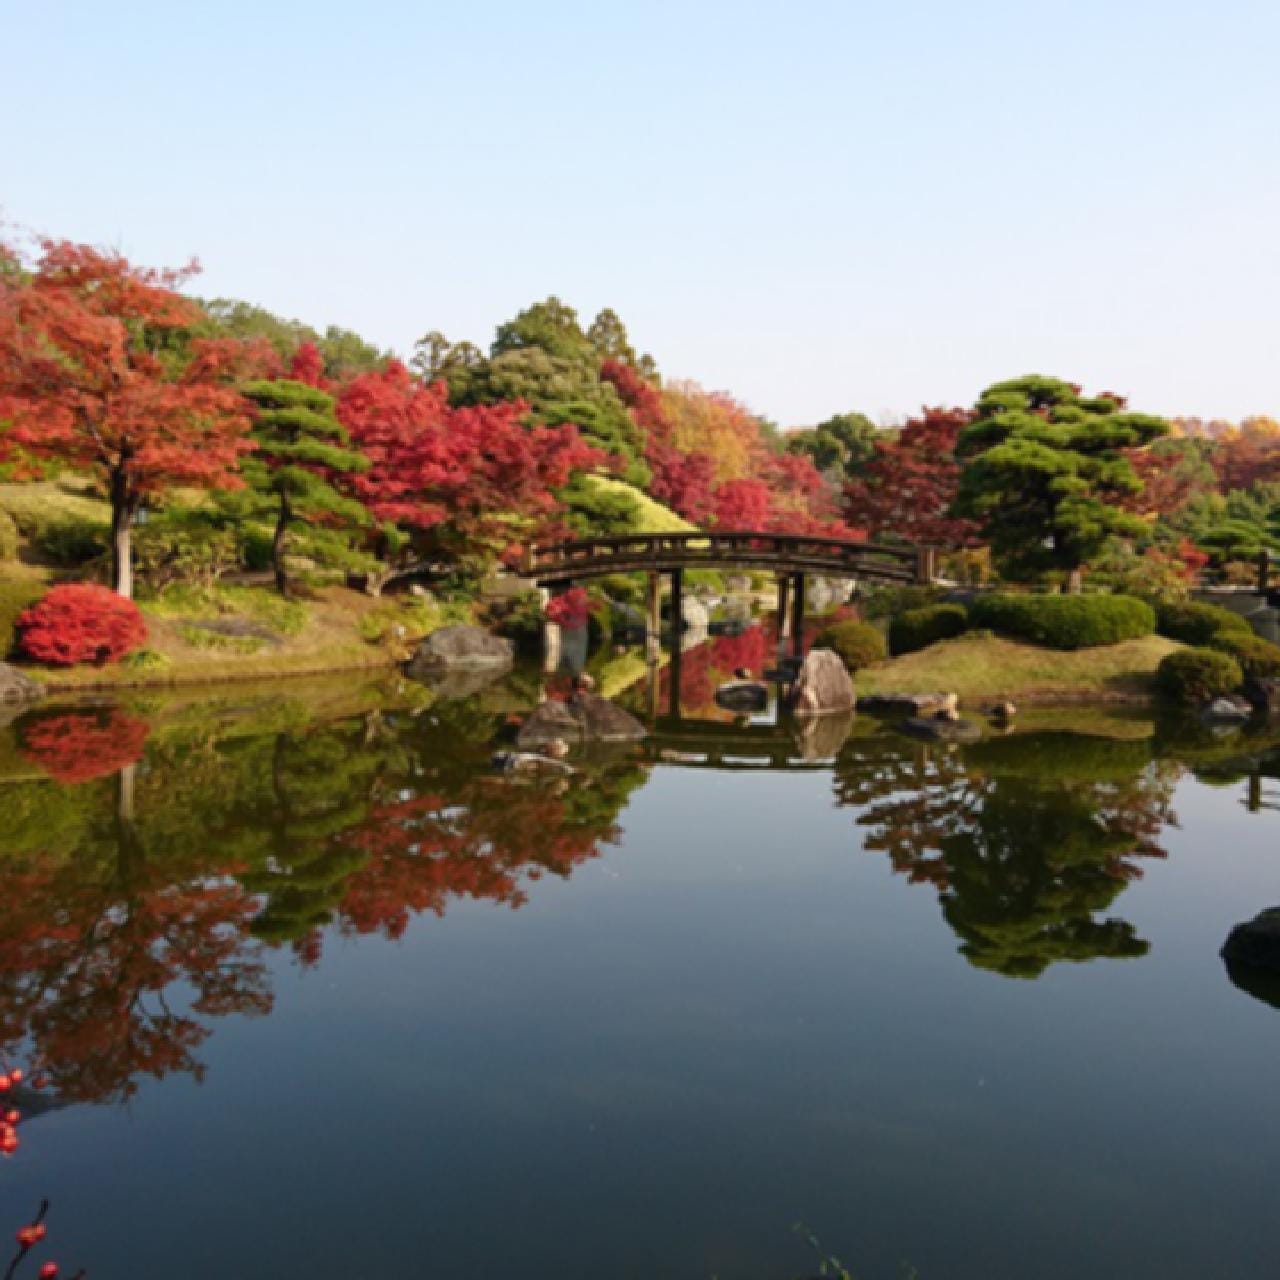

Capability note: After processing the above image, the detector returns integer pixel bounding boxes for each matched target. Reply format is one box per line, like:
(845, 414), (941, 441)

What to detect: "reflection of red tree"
(0, 849), (271, 1103)
(19, 710), (151, 785)
(334, 778), (617, 942)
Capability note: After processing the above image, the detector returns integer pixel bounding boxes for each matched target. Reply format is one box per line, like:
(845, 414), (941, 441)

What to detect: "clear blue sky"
(4, 0), (1278, 426)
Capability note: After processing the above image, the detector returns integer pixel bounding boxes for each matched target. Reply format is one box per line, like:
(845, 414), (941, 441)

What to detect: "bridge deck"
(528, 531), (931, 585)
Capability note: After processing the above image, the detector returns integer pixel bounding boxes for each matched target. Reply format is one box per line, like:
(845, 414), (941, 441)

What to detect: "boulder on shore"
(714, 680), (768, 714)
(0, 663), (45, 706)
(517, 692), (646, 748)
(857, 691), (957, 717)
(1222, 907), (1280, 975)
(789, 648), (856, 716)
(407, 626), (513, 675)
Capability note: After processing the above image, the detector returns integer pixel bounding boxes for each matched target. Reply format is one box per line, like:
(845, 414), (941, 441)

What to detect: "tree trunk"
(109, 469), (135, 599)
(1066, 566), (1084, 595)
(273, 492), (292, 598)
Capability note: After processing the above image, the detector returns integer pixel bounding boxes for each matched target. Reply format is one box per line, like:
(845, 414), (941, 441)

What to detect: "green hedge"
(1157, 647), (1243, 704)
(1155, 600), (1252, 646)
(889, 603), (968, 655)
(1207, 630), (1280, 681)
(0, 509), (18, 562)
(968, 593), (1156, 650)
(815, 619), (886, 672)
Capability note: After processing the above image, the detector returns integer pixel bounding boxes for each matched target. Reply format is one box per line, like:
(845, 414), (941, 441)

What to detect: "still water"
(1, 643), (1279, 1279)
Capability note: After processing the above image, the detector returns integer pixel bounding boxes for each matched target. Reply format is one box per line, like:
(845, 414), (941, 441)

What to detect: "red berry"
(0, 1077), (11, 1092)
(4, 1110), (17, 1124)
(38, 1264), (57, 1279)
(32, 1224), (46, 1242)
(9, 1069), (22, 1084)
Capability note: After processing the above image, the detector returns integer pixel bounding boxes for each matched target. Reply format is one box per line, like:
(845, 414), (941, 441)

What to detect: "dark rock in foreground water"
(1201, 696), (1252, 723)
(408, 626), (513, 675)
(517, 692), (646, 748)
(1221, 907), (1280, 974)
(714, 680), (768, 713)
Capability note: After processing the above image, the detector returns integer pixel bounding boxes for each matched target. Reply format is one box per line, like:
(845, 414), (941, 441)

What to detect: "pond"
(2, 638), (1279, 1279)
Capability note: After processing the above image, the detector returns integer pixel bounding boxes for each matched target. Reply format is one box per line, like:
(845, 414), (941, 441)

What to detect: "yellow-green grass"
(855, 632), (1183, 703)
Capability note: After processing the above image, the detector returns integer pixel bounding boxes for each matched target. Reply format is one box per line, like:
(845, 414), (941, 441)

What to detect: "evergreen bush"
(1156, 647), (1244, 704)
(815, 619), (886, 671)
(968, 593), (1155, 649)
(889, 603), (968, 655)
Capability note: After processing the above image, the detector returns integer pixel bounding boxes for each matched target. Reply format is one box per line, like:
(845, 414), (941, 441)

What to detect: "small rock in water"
(898, 716), (981, 743)
(988, 700), (1017, 721)
(715, 680), (768, 713)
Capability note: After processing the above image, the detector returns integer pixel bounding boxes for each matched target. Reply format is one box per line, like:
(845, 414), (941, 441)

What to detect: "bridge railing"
(526, 531), (931, 583)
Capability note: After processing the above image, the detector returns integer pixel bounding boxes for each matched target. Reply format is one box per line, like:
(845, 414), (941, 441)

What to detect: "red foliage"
(337, 361), (603, 558)
(712, 477), (773, 530)
(602, 359), (716, 522)
(18, 709), (151, 785)
(0, 239), (255, 540)
(288, 341), (327, 389)
(546, 586), (590, 630)
(17, 584), (147, 666)
(1209, 417), (1280, 493)
(844, 407), (978, 546)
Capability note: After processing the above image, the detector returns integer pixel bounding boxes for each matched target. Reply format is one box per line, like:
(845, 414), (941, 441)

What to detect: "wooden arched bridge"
(526, 531), (937, 663)
(526, 531), (936, 587)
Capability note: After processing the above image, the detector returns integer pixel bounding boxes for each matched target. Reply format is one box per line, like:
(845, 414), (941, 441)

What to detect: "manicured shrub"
(1207, 630), (1280, 680)
(1154, 599), (1252, 646)
(968, 593), (1155, 650)
(860, 584), (940, 621)
(889, 603), (968, 655)
(17, 583), (148, 666)
(815, 619), (886, 671)
(36, 515), (110, 566)
(1156, 647), (1243, 704)
(133, 514), (239, 592)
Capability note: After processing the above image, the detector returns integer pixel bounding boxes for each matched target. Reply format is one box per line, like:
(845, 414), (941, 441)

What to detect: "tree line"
(3, 232), (1277, 602)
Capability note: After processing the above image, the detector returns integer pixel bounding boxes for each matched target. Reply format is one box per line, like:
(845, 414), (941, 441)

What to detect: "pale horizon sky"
(3, 0), (1278, 428)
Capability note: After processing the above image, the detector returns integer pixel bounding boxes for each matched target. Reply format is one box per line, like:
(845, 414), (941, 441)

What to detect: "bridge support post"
(776, 574), (792, 658)
(790, 573), (805, 657)
(646, 571), (662, 665)
(670, 568), (684, 648)
(539, 587), (561, 673)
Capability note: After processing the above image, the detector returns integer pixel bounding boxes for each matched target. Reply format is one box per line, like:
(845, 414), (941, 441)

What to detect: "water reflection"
(3, 665), (1280, 1110)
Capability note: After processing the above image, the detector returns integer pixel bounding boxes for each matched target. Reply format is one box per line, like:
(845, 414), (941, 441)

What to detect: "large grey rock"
(1222, 907), (1280, 974)
(898, 716), (982, 743)
(714, 680), (768, 713)
(1242, 677), (1280, 717)
(517, 692), (646, 748)
(858, 691), (955, 717)
(407, 626), (513, 675)
(0, 663), (45, 705)
(789, 648), (856, 716)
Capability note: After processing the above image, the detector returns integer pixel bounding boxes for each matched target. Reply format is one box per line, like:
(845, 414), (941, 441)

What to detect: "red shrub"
(17, 583), (148, 666)
(546, 586), (591, 631)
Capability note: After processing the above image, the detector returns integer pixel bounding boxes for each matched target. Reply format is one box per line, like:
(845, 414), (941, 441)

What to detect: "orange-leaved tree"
(0, 238), (256, 596)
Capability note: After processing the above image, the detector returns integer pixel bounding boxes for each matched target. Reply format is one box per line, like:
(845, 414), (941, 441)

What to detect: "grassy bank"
(3, 581), (476, 691)
(855, 632), (1182, 703)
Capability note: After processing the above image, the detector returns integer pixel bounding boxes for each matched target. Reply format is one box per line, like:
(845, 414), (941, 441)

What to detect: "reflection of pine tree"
(837, 732), (1179, 978)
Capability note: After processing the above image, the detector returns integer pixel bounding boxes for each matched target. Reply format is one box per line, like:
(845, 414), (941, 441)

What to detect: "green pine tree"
(954, 375), (1168, 587)
(240, 379), (370, 597)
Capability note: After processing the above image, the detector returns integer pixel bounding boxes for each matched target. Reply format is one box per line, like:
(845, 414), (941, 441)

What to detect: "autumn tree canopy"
(0, 239), (254, 596)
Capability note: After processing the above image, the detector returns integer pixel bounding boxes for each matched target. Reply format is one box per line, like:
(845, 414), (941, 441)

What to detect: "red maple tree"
(337, 360), (602, 566)
(844, 407), (978, 546)
(0, 238), (255, 596)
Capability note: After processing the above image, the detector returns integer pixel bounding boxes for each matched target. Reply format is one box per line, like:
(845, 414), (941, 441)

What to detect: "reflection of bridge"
(643, 713), (853, 771)
(529, 531), (935, 662)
